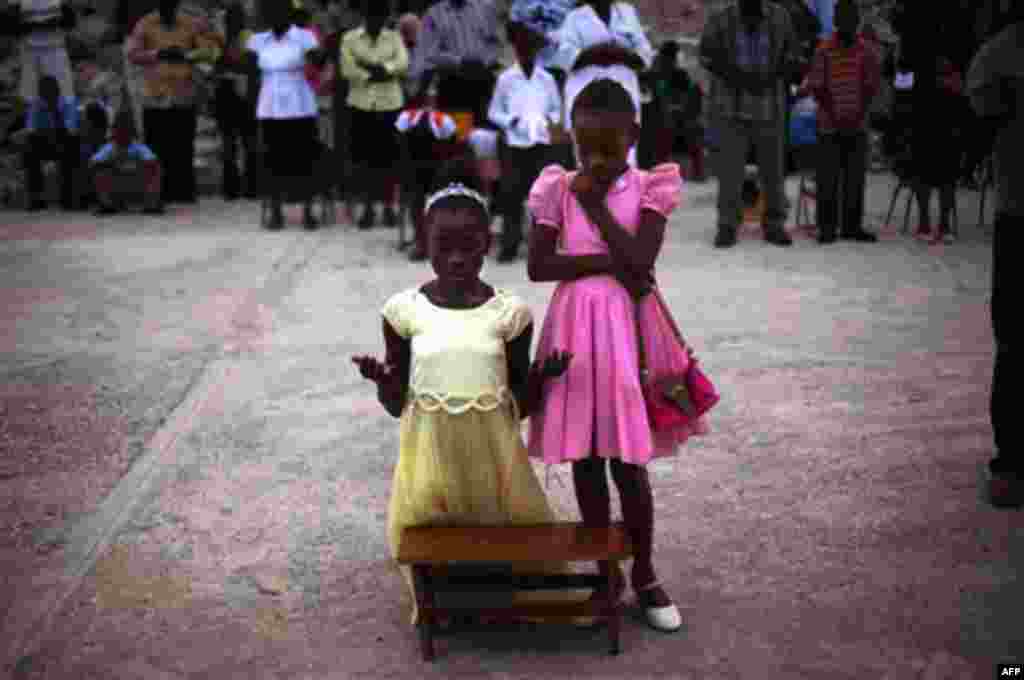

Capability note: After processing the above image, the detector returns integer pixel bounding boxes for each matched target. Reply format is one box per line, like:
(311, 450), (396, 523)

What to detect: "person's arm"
(125, 16), (159, 65)
(408, 10), (452, 86)
(379, 319), (412, 418)
(382, 31), (410, 77)
(487, 75), (515, 131)
(189, 16), (224, 65)
(966, 37), (1016, 148)
(576, 188), (666, 278)
(550, 13), (584, 73)
(340, 33), (371, 84)
(863, 43), (882, 109)
(773, 6), (801, 85)
(621, 3), (655, 70)
(505, 323), (534, 419)
(526, 221), (616, 283)
(505, 327), (572, 420)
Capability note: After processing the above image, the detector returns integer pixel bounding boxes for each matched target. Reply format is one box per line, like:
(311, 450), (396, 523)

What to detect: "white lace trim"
(408, 385), (514, 414)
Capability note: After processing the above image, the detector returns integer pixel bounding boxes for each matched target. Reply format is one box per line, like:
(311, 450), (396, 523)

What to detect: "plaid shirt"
(407, 0), (501, 88)
(699, 2), (798, 123)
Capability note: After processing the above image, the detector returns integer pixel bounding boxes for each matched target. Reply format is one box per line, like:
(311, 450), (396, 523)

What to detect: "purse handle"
(634, 286), (694, 381)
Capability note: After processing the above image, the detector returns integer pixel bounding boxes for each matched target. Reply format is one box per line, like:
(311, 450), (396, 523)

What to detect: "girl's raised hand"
(351, 355), (395, 385)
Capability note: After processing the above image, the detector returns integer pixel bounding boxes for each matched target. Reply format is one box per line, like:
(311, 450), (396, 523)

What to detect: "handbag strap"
(634, 286), (693, 380)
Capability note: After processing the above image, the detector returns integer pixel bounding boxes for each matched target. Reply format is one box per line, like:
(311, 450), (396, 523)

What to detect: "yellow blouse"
(381, 287), (533, 414)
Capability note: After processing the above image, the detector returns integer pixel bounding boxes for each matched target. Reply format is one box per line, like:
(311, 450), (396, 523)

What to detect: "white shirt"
(488, 63), (562, 148)
(247, 26), (319, 120)
(552, 3), (654, 132)
(550, 3), (654, 75)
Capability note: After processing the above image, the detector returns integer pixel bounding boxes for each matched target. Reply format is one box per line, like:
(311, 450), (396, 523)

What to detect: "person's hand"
(352, 355), (399, 387)
(158, 47), (187, 62)
(531, 350), (573, 380)
(613, 264), (654, 300)
(570, 172), (608, 210)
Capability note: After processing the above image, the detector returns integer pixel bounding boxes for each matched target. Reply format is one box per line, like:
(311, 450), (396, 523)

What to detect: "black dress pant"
(990, 213), (1020, 480)
(23, 131), (78, 207)
(214, 82), (256, 199)
(816, 130), (868, 237)
(143, 107), (197, 203)
(497, 142), (552, 253)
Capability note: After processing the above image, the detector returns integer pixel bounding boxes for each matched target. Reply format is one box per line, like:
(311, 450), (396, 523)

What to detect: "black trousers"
(23, 131), (78, 207)
(816, 130), (868, 236)
(990, 213), (1019, 479)
(497, 143), (552, 252)
(143, 107), (197, 203)
(214, 82), (256, 199)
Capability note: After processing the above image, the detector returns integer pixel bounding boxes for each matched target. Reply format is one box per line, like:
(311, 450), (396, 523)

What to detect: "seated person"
(22, 75), (81, 211)
(77, 102), (111, 208)
(89, 111), (163, 215)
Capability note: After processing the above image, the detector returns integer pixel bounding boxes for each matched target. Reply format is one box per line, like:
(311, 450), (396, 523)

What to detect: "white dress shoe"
(644, 603), (683, 632)
(636, 581), (683, 632)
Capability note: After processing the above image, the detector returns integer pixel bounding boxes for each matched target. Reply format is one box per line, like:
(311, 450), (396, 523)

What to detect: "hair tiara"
(424, 182), (490, 216)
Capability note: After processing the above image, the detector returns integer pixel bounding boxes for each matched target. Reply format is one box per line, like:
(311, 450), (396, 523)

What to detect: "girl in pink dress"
(526, 78), (709, 633)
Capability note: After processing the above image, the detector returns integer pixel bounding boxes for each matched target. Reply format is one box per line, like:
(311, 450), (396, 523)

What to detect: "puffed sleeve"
(498, 293), (534, 342)
(527, 164), (568, 229)
(381, 289), (415, 338)
(640, 163), (683, 217)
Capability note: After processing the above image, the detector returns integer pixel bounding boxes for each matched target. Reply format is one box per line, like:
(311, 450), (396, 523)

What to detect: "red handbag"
(635, 288), (720, 431)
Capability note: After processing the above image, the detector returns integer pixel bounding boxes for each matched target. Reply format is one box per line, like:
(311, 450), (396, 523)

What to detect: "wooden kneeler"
(397, 522), (633, 661)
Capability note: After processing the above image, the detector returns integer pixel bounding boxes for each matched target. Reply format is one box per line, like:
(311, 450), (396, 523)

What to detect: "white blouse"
(247, 26), (319, 120)
(553, 3), (654, 133)
(551, 3), (655, 76)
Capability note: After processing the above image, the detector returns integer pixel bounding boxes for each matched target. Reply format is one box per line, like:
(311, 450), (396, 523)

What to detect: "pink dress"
(526, 163), (710, 466)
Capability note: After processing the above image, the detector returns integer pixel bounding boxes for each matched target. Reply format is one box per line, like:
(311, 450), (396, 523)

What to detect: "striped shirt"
(805, 35), (881, 132)
(407, 0), (501, 88)
(699, 2), (798, 123)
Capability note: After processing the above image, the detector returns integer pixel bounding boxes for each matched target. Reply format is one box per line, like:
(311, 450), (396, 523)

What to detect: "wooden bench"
(396, 522), (633, 661)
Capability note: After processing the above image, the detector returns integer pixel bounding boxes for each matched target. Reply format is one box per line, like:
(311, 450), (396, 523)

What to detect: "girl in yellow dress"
(352, 162), (579, 625)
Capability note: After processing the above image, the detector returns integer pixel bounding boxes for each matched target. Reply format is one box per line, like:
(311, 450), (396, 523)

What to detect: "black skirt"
(260, 117), (319, 179)
(348, 108), (400, 170)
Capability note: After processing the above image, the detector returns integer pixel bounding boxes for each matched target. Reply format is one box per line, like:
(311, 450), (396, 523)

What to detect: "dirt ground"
(0, 176), (1020, 680)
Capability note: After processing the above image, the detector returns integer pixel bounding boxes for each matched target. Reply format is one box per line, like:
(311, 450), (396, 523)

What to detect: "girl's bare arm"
(380, 319), (412, 418)
(581, 199), (667, 277)
(527, 220), (615, 283)
(505, 324), (534, 420)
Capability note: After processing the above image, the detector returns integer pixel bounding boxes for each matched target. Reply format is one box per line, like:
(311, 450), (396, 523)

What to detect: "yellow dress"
(381, 287), (580, 624)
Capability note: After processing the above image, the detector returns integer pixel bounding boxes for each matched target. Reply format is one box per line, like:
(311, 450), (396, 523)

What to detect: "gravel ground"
(0, 178), (1019, 680)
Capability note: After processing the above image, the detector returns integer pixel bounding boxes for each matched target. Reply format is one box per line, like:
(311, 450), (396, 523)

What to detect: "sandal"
(635, 580), (683, 633)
